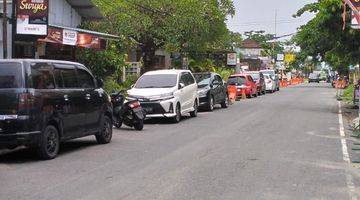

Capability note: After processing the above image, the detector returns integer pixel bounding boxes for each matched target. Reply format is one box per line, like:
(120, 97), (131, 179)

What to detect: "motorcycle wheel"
(134, 121), (144, 131)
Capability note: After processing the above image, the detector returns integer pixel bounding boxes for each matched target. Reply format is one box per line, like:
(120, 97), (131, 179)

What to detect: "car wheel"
(190, 101), (198, 117)
(96, 116), (112, 144)
(134, 120), (144, 131)
(207, 96), (214, 111)
(253, 90), (258, 97)
(37, 125), (60, 160)
(172, 104), (181, 123)
(221, 95), (229, 108)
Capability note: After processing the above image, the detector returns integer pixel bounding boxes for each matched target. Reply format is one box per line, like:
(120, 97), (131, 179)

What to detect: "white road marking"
(338, 101), (358, 200)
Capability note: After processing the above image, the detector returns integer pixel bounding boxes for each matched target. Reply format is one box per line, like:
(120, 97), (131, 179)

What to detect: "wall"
(239, 48), (263, 59)
(49, 0), (81, 28)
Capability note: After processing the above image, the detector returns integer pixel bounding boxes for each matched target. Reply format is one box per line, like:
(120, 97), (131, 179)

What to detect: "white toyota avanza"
(127, 70), (199, 123)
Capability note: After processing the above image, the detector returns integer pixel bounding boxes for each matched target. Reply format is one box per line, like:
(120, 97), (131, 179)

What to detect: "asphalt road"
(0, 83), (358, 200)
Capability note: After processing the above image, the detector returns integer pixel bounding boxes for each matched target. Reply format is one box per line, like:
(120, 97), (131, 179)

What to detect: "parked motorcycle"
(111, 92), (145, 131)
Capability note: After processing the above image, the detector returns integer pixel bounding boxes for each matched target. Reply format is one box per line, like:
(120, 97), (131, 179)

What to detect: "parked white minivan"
(127, 70), (199, 123)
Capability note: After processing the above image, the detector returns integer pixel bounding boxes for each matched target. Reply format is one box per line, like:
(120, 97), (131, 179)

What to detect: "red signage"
(39, 28), (106, 50)
(350, 0), (360, 7)
(16, 0), (49, 36)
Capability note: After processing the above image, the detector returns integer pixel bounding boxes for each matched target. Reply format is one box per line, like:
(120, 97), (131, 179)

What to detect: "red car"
(227, 74), (258, 98)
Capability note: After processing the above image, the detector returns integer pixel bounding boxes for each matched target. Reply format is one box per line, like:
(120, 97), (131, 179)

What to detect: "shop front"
(2, 0), (118, 60)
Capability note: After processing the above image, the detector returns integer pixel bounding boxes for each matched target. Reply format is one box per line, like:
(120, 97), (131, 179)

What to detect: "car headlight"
(158, 92), (174, 101)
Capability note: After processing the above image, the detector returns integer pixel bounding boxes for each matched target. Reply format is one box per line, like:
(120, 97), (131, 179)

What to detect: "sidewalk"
(341, 103), (360, 166)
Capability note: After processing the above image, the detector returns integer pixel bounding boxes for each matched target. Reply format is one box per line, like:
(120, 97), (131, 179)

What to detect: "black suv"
(0, 60), (113, 159)
(194, 72), (229, 111)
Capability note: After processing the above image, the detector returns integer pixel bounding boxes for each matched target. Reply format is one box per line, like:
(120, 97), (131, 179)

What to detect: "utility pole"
(274, 9), (277, 38)
(2, 0), (8, 59)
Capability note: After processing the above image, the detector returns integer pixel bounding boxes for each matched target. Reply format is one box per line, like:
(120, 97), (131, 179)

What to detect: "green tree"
(294, 0), (360, 73)
(93, 0), (235, 71)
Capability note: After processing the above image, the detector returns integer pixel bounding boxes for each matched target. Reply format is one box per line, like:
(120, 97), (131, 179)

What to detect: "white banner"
(63, 29), (78, 46)
(16, 15), (47, 35)
(227, 53), (237, 66)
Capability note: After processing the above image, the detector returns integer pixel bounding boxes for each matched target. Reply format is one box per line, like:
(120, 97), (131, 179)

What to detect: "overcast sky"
(227, 0), (316, 38)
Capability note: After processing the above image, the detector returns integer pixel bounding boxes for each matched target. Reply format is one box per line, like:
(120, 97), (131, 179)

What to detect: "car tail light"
(129, 101), (141, 109)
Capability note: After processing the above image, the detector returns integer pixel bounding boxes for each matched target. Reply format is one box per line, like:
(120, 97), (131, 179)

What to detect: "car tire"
(207, 96), (214, 112)
(134, 120), (144, 131)
(37, 125), (60, 160)
(172, 104), (181, 123)
(190, 101), (198, 117)
(96, 116), (112, 144)
(253, 90), (258, 97)
(221, 95), (229, 108)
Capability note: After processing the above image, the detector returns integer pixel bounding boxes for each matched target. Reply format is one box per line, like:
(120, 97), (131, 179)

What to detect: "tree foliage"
(294, 0), (360, 71)
(91, 0), (236, 70)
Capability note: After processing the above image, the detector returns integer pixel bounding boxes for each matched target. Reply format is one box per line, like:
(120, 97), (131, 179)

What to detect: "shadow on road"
(0, 139), (97, 163)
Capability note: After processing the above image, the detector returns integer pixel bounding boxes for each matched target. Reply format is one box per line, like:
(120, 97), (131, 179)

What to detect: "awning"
(50, 24), (119, 40)
(38, 25), (119, 50)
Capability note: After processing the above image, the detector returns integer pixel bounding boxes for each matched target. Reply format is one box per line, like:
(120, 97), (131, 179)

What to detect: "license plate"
(0, 116), (5, 120)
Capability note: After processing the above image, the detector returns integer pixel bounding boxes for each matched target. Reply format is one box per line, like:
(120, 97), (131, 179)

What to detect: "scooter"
(111, 92), (145, 131)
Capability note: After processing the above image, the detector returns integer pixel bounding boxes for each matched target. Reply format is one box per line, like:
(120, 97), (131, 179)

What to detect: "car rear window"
(0, 62), (23, 88)
(227, 76), (246, 86)
(194, 74), (211, 86)
(248, 73), (260, 81)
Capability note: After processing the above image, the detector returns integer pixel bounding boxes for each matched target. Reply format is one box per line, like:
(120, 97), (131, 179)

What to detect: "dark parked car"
(0, 59), (113, 160)
(194, 72), (229, 111)
(244, 71), (266, 95)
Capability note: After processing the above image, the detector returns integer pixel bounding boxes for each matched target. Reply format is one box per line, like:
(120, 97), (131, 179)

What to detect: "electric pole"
(2, 0), (8, 59)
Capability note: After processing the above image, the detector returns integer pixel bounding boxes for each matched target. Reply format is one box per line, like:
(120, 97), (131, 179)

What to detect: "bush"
(103, 75), (140, 94)
(104, 76), (122, 93)
(342, 84), (354, 104)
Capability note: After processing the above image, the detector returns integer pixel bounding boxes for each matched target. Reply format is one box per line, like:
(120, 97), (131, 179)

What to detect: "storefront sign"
(63, 30), (78, 46)
(351, 1), (360, 29)
(227, 53), (237, 66)
(41, 27), (63, 44)
(284, 54), (295, 63)
(39, 28), (106, 50)
(77, 33), (106, 50)
(350, 0), (360, 7)
(16, 0), (49, 36)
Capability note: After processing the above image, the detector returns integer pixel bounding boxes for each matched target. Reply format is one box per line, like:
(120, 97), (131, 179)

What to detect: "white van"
(127, 70), (199, 123)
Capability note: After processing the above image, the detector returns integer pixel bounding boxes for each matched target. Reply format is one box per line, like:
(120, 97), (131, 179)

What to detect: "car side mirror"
(179, 83), (185, 89)
(97, 78), (104, 88)
(130, 84), (134, 88)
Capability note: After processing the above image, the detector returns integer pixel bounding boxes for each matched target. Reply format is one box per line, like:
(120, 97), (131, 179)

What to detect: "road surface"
(1, 83), (358, 200)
